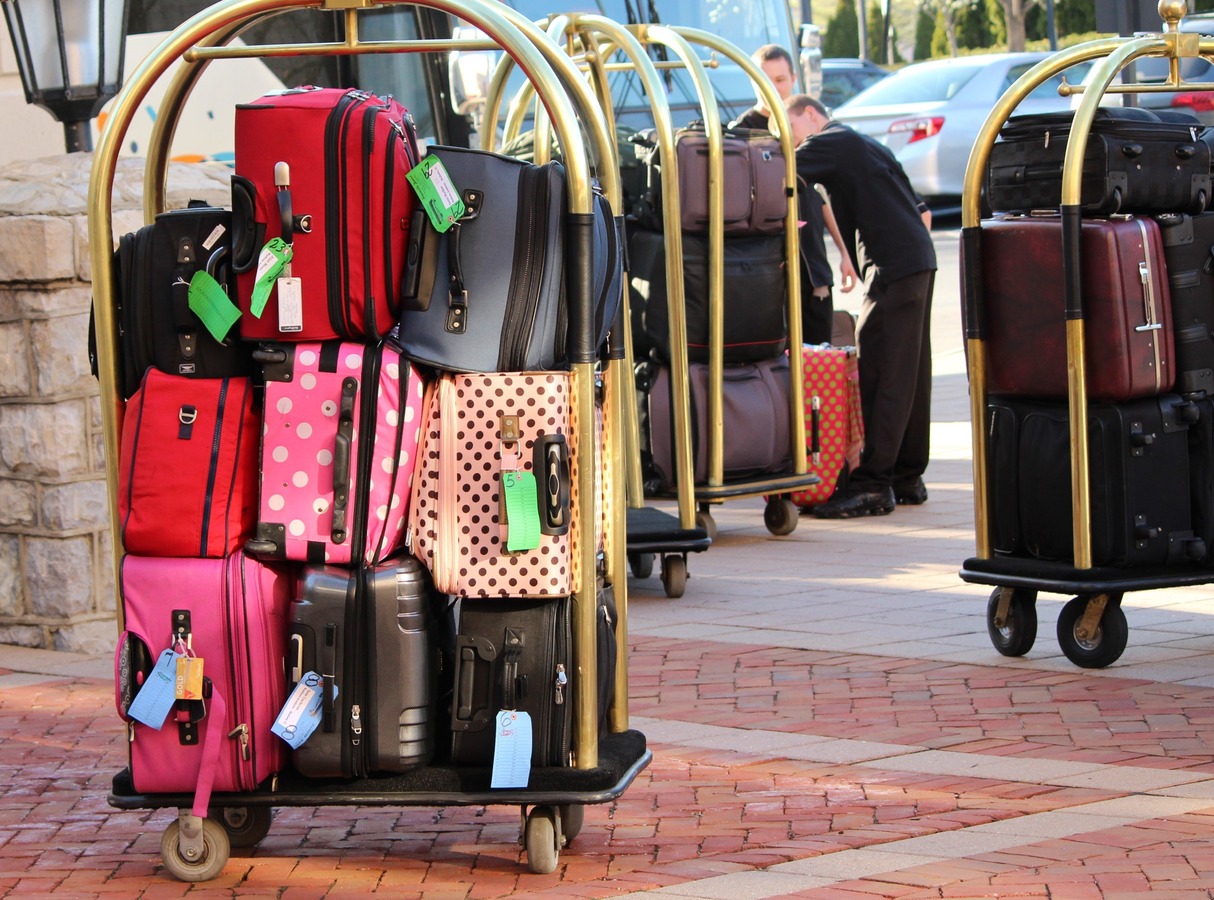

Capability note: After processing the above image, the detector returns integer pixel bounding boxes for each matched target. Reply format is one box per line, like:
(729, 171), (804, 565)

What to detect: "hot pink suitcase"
(409, 371), (576, 598)
(115, 553), (293, 815)
(248, 339), (426, 566)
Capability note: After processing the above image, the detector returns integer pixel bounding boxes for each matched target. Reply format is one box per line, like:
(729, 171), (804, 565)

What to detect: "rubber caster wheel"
(209, 806), (272, 849)
(764, 498), (798, 536)
(524, 805), (560, 874)
(628, 551), (654, 580)
(695, 509), (718, 542)
(1057, 594), (1128, 669)
(986, 587), (1038, 657)
(661, 555), (687, 598)
(159, 817), (230, 883)
(558, 804), (585, 845)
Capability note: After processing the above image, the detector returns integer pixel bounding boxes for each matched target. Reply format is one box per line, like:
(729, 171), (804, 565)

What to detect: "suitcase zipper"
(1133, 217), (1165, 393)
(500, 165), (550, 370)
(198, 377), (229, 556)
(362, 102), (383, 339)
(553, 597), (572, 766)
(226, 554), (253, 788)
(435, 376), (459, 591)
(349, 346), (382, 564)
(325, 92), (364, 338)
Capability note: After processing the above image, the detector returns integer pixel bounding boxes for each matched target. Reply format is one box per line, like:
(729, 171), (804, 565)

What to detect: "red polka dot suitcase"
(785, 344), (863, 509)
(408, 371), (577, 598)
(248, 339), (425, 566)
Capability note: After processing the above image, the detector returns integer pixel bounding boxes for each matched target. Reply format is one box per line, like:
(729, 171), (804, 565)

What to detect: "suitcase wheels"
(763, 497), (798, 536)
(160, 812), (229, 883)
(696, 505), (719, 542)
(1056, 593), (1128, 669)
(986, 587), (1038, 658)
(628, 552), (654, 580)
(521, 805), (561, 874)
(210, 805), (273, 848)
(661, 555), (687, 598)
(558, 804), (585, 844)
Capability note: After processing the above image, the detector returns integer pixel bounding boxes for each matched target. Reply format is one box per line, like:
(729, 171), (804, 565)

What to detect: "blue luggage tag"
(490, 709), (533, 788)
(127, 648), (184, 729)
(272, 671), (329, 750)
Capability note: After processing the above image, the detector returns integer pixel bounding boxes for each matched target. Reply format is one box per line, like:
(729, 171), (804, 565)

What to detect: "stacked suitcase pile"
(110, 87), (624, 838)
(625, 123), (796, 488)
(979, 106), (1214, 569)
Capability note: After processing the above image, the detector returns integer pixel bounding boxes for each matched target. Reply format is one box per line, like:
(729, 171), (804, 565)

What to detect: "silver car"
(832, 52), (1091, 207)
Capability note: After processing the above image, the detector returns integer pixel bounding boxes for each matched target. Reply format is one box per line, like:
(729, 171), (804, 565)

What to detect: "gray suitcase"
(288, 555), (435, 778)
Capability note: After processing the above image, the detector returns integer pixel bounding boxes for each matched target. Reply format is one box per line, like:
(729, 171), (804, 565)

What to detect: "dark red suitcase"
(232, 87), (421, 342)
(979, 214), (1175, 402)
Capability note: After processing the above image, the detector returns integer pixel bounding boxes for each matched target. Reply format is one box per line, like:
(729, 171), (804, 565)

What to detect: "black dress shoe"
(894, 477), (928, 505)
(811, 486), (896, 519)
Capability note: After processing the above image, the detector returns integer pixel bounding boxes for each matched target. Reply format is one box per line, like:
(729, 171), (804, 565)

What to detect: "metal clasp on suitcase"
(1136, 261), (1163, 333)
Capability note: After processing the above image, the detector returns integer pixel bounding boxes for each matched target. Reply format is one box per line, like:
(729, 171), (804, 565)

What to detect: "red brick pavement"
(2, 639), (1214, 897)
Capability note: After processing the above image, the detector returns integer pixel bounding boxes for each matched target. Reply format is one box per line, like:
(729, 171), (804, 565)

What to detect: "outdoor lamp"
(1, 0), (129, 153)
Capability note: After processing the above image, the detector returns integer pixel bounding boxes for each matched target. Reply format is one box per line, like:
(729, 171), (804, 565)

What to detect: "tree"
(867, 1), (885, 61)
(824, 0), (861, 57)
(998, 0), (1036, 52)
(1056, 0), (1095, 35)
(913, 9), (935, 60)
(920, 0), (972, 57)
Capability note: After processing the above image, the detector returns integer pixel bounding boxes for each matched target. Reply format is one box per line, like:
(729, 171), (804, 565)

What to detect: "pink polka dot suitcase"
(248, 339), (425, 565)
(408, 371), (577, 598)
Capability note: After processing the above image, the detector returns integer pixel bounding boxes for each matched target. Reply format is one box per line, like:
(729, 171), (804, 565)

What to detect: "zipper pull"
(554, 664), (567, 706)
(351, 704), (363, 746)
(228, 724), (250, 761)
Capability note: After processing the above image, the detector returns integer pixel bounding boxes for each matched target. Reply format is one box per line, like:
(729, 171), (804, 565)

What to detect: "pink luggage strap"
(180, 681), (228, 819)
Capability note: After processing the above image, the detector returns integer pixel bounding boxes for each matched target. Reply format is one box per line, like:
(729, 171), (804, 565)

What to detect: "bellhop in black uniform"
(792, 119), (937, 517)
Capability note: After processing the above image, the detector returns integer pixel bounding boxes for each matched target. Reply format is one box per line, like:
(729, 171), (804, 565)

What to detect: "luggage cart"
(959, 0), (1214, 669)
(90, 0), (649, 879)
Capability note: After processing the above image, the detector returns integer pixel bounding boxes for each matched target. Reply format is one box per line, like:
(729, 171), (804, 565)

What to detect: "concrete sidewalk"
(5, 233), (1214, 896)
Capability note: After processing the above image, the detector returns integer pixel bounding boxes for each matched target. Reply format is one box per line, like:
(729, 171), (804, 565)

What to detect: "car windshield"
(841, 62), (984, 107)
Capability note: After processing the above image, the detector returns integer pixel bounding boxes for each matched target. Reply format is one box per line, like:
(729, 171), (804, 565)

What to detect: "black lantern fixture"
(1, 0), (129, 153)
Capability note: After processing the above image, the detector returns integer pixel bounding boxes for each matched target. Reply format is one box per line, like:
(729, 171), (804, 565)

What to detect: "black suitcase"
(450, 597), (571, 768)
(987, 108), (1212, 215)
(629, 227), (787, 364)
(288, 555), (435, 778)
(987, 394), (1206, 567)
(1155, 212), (1214, 395)
(108, 202), (251, 399)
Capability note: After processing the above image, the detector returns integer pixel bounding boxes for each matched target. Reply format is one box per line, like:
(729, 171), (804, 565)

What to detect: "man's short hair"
(786, 93), (829, 119)
(752, 43), (794, 69)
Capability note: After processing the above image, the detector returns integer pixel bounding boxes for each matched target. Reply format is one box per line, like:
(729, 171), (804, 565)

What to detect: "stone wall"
(0, 154), (230, 653)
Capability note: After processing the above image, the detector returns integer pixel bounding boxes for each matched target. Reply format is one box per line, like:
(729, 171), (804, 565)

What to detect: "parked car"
(832, 52), (1092, 207)
(820, 57), (889, 110)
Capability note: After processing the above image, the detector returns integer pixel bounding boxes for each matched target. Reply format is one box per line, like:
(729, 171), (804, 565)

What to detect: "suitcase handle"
(533, 434), (571, 536)
(330, 377), (358, 545)
(452, 636), (496, 731)
(1135, 261), (1163, 334)
(810, 396), (822, 464)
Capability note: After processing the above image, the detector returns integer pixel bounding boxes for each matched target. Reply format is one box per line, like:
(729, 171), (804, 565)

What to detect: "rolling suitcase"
(115, 553), (294, 814)
(248, 339), (425, 566)
(987, 107), (1212, 215)
(987, 394), (1206, 567)
(231, 86), (421, 342)
(978, 214), (1175, 402)
(287, 555), (435, 778)
(1154, 212), (1214, 395)
(118, 370), (259, 558)
(647, 356), (792, 490)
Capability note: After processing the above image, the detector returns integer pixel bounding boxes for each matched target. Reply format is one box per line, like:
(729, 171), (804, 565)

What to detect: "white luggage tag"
(272, 671), (330, 750)
(273, 161), (304, 332)
(490, 709), (532, 788)
(126, 643), (186, 730)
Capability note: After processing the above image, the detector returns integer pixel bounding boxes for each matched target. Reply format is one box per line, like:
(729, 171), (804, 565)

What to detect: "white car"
(832, 52), (1091, 208)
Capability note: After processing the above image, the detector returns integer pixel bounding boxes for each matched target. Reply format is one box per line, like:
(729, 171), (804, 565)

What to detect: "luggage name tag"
(275, 275), (304, 333)
(187, 270), (242, 342)
(406, 155), (466, 233)
(498, 414), (541, 552)
(175, 653), (205, 701)
(272, 671), (329, 750)
(250, 238), (292, 319)
(126, 646), (184, 730)
(490, 709), (532, 789)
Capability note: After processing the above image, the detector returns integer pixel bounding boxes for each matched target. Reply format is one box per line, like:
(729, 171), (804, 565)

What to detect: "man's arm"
(820, 195), (857, 292)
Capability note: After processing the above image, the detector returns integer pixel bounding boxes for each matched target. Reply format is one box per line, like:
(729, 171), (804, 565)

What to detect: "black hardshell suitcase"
(1155, 212), (1214, 395)
(288, 555), (435, 778)
(450, 597), (572, 768)
(987, 108), (1212, 215)
(987, 394), (1206, 567)
(109, 202), (251, 399)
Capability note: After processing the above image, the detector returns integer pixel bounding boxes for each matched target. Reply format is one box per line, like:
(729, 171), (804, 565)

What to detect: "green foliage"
(823, 0), (861, 57)
(955, 1), (993, 48)
(930, 10), (951, 56)
(1055, 0), (1095, 35)
(985, 0), (1006, 45)
(913, 9), (935, 60)
(867, 0), (885, 60)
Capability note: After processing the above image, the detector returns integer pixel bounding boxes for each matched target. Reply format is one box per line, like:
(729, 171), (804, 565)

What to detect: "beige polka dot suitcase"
(409, 371), (576, 598)
(248, 339), (425, 565)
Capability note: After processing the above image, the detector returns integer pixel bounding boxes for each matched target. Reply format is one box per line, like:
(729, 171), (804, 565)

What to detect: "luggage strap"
(187, 681), (227, 819)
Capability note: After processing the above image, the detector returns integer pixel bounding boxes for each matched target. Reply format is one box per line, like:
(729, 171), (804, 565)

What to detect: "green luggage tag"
(250, 237), (292, 318)
(406, 155), (466, 233)
(187, 270), (241, 343)
(501, 470), (542, 553)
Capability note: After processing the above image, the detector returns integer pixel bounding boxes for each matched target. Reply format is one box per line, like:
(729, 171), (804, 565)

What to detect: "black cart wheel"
(661, 555), (687, 598)
(628, 551), (654, 580)
(986, 587), (1038, 657)
(1056, 594), (1128, 669)
(159, 817), (230, 883)
(695, 509), (718, 542)
(524, 806), (560, 874)
(210, 805), (272, 849)
(764, 497), (798, 536)
(559, 804), (585, 845)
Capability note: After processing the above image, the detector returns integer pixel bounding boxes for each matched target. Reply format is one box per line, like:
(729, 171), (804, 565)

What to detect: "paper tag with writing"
(502, 470), (541, 552)
(201, 223), (226, 252)
(276, 276), (304, 332)
(406, 155), (465, 233)
(175, 655), (205, 700)
(271, 672), (327, 750)
(250, 238), (292, 318)
(187, 270), (241, 342)
(490, 709), (532, 788)
(127, 648), (183, 729)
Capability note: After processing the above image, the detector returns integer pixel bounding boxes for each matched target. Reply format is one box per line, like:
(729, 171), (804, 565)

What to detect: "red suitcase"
(118, 370), (259, 558)
(781, 344), (863, 509)
(232, 87), (420, 342)
(978, 214), (1175, 402)
(115, 553), (294, 817)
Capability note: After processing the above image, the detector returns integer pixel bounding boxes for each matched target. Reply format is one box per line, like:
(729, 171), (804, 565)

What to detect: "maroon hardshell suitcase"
(978, 214), (1175, 402)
